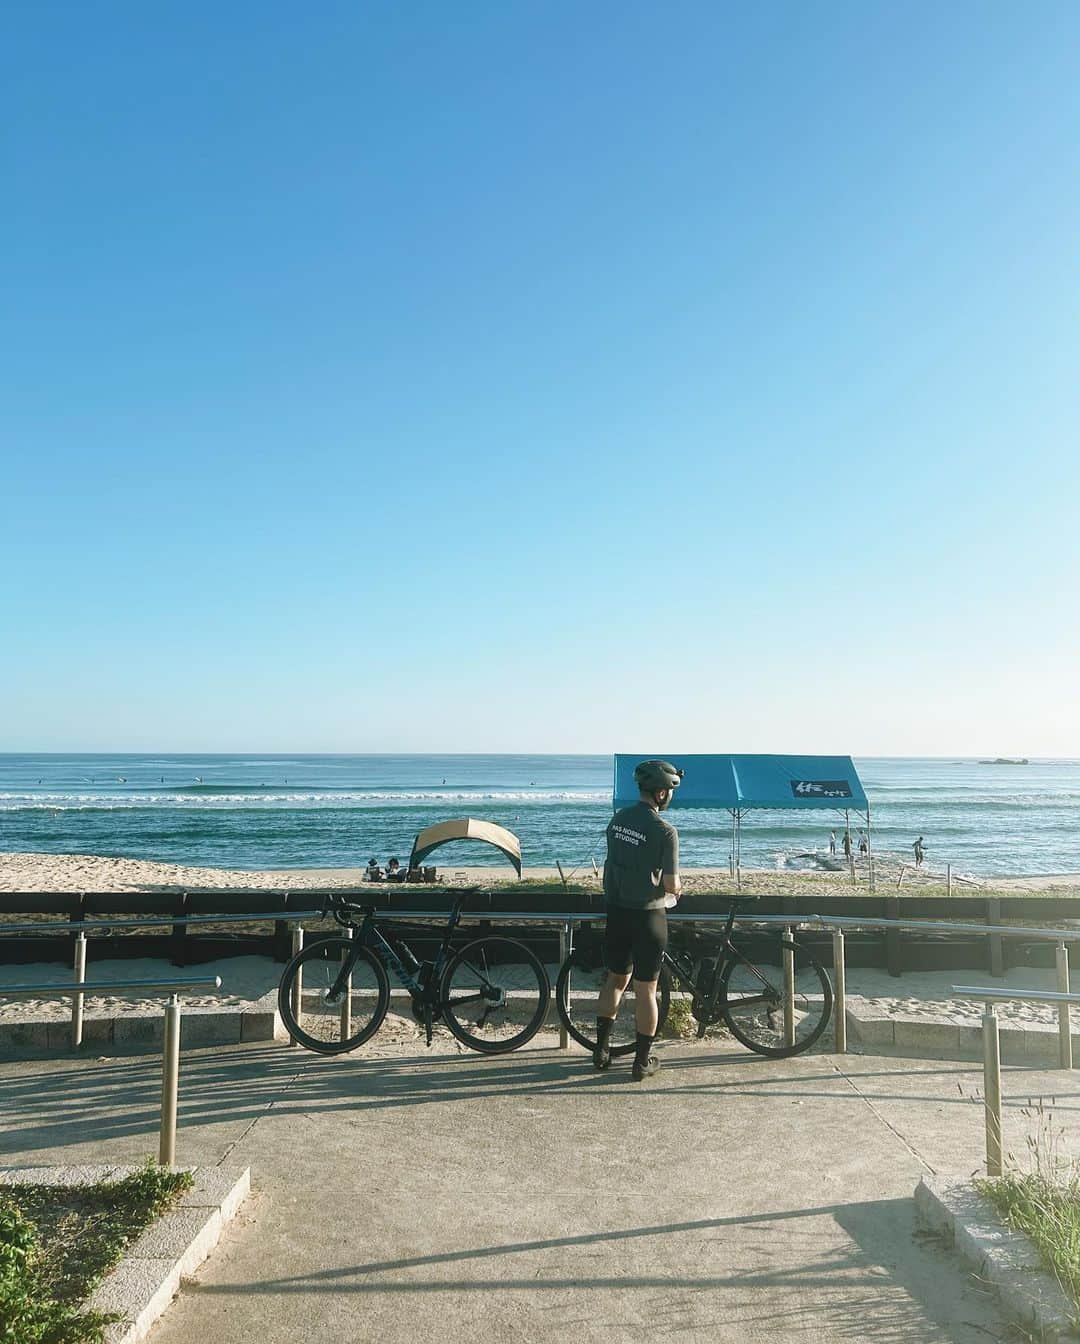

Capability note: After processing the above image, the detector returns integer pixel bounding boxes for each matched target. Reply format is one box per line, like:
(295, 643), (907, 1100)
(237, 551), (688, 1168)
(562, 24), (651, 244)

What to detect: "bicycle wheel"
(719, 941), (832, 1058)
(555, 953), (670, 1056)
(278, 937), (389, 1054)
(440, 937), (550, 1054)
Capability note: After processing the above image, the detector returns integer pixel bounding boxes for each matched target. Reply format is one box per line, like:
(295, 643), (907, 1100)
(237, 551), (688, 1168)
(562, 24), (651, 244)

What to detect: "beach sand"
(0, 850), (1078, 898)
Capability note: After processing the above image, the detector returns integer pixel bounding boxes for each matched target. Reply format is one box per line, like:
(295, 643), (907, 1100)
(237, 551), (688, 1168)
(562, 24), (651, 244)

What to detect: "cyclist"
(594, 758), (683, 1080)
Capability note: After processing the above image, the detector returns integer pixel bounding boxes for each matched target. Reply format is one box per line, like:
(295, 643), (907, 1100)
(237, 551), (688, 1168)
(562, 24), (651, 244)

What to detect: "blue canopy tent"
(613, 754), (873, 889)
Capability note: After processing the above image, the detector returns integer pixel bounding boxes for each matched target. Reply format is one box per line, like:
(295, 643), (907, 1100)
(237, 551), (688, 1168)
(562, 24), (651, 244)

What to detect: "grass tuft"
(976, 1099), (1080, 1315)
(0, 1159), (193, 1343)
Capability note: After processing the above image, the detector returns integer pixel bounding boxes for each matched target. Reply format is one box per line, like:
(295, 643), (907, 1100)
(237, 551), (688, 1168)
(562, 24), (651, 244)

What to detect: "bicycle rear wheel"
(719, 941), (832, 1058)
(440, 937), (550, 1054)
(278, 937), (389, 1054)
(555, 953), (670, 1056)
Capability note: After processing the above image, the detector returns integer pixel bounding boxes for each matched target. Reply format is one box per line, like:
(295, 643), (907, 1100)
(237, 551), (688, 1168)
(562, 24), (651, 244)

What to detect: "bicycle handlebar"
(322, 886), (484, 929)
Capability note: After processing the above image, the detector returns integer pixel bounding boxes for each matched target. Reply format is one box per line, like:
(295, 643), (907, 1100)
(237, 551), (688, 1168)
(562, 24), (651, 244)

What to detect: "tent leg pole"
(866, 805), (875, 893)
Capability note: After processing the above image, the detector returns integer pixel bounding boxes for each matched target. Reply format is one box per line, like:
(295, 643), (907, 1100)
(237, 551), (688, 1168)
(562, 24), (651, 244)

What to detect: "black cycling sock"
(633, 1031), (654, 1068)
(595, 1016), (615, 1049)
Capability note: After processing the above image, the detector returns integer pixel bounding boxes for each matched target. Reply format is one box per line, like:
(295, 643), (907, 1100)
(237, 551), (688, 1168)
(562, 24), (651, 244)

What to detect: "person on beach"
(829, 830), (837, 856)
(913, 836), (925, 868)
(842, 830), (852, 860)
(365, 857), (382, 881)
(858, 831), (868, 856)
(594, 759), (683, 1082)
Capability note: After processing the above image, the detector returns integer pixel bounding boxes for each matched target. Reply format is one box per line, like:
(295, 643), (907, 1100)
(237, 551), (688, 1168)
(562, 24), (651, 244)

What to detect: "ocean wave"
(0, 789), (611, 811)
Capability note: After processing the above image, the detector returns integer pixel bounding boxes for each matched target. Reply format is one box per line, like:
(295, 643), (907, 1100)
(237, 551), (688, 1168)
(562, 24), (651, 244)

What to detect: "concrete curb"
(846, 1005), (1078, 1064)
(0, 1163), (250, 1344)
(0, 989), (287, 1053)
(914, 1175), (1079, 1342)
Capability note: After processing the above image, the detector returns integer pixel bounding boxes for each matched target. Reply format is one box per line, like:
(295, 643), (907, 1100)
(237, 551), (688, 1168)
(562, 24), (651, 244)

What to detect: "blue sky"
(3, 2), (1079, 755)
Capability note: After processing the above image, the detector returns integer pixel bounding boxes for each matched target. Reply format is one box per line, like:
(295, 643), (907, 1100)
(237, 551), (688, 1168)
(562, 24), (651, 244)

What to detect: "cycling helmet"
(633, 759), (684, 792)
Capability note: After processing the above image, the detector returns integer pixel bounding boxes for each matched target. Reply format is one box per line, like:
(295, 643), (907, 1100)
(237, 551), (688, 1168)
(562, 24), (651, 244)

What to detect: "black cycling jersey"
(603, 801), (679, 911)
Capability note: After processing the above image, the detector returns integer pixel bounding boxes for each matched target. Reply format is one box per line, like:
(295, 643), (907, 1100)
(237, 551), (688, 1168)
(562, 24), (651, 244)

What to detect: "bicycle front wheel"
(278, 937), (389, 1054)
(440, 937), (550, 1054)
(719, 941), (832, 1058)
(555, 953), (670, 1056)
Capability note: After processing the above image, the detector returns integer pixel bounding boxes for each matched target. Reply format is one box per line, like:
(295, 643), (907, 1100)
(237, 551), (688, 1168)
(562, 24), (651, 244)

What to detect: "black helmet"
(633, 759), (684, 792)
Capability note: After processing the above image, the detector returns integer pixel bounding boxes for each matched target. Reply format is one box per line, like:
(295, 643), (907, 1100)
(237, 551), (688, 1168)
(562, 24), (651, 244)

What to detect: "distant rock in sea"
(977, 757), (1029, 765)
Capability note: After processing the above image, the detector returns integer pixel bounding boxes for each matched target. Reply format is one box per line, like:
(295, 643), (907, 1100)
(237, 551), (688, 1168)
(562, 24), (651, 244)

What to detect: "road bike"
(278, 890), (550, 1055)
(555, 896), (832, 1058)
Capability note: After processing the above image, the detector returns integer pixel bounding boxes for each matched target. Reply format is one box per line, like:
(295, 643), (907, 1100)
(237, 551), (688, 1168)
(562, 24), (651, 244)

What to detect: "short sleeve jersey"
(603, 802), (680, 910)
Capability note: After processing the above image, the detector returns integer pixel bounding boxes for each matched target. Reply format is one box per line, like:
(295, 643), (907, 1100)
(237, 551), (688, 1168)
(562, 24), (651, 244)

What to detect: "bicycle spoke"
(721, 951), (832, 1056)
(441, 937), (549, 1053)
(278, 938), (388, 1053)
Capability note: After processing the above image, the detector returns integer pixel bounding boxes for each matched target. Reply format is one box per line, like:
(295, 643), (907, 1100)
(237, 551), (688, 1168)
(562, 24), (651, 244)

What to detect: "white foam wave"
(0, 789), (610, 810)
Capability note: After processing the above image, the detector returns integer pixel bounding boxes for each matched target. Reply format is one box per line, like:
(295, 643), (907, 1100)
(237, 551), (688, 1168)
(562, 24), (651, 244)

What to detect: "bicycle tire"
(440, 936), (550, 1054)
(719, 940), (832, 1058)
(555, 953), (670, 1056)
(278, 937), (390, 1054)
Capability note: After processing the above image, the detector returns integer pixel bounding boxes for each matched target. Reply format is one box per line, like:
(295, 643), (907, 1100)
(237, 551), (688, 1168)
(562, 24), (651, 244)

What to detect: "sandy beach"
(0, 850), (1078, 898)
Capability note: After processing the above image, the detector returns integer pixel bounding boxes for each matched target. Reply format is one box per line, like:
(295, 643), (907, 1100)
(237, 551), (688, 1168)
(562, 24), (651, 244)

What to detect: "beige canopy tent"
(408, 818), (522, 877)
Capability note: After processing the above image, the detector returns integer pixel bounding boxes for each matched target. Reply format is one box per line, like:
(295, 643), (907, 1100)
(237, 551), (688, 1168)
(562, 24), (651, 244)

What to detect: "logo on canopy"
(790, 780), (853, 799)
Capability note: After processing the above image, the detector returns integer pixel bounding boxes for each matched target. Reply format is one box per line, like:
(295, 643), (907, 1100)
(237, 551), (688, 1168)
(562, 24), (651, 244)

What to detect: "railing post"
(558, 923), (569, 1049)
(982, 1003), (1003, 1177)
(1056, 942), (1073, 1070)
(289, 926), (304, 1047)
(832, 929), (847, 1053)
(782, 926), (795, 1049)
(339, 927), (353, 1044)
(71, 932), (86, 1049)
(159, 993), (181, 1166)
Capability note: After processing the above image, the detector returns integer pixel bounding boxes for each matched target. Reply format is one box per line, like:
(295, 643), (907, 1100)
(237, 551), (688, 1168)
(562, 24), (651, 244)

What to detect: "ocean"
(0, 754), (1077, 878)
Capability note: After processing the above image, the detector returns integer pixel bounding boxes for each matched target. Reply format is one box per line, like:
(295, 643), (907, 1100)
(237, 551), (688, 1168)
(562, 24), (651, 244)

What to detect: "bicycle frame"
(326, 892), (471, 1004)
(664, 909), (791, 1020)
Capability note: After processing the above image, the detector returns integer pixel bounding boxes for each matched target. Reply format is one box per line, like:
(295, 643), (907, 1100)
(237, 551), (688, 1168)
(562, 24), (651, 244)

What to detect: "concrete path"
(3, 1034), (1079, 1341)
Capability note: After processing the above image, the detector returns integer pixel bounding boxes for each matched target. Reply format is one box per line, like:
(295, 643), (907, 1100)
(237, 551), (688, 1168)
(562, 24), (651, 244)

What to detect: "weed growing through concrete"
(661, 997), (696, 1039)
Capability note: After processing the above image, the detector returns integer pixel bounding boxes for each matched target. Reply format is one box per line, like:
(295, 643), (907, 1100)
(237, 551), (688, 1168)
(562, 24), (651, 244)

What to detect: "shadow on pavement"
(0, 1042), (1077, 1161)
(188, 1196), (994, 1344)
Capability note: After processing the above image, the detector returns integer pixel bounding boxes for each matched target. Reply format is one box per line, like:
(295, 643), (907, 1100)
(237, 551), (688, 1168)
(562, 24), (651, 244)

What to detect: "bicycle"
(277, 890), (550, 1055)
(554, 896), (833, 1059)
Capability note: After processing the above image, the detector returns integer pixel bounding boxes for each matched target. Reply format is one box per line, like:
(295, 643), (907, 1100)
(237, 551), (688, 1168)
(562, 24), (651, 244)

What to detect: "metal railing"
(950, 984), (1080, 1176)
(9, 905), (1080, 1064)
(0, 974), (221, 1164)
(810, 913), (1080, 1058)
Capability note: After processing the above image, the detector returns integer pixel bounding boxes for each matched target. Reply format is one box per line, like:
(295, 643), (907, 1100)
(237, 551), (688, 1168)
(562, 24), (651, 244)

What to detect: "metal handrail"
(0, 974), (226, 1167)
(949, 983), (1079, 1175)
(0, 910), (326, 936)
(0, 976), (222, 997)
(950, 985), (1080, 1006)
(5, 906), (1080, 940)
(0, 907), (811, 936)
(811, 913), (1080, 942)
